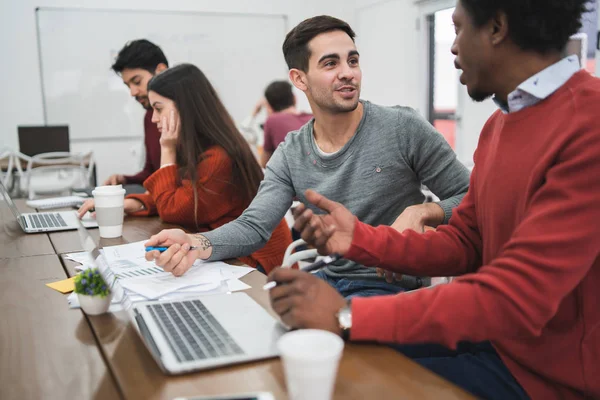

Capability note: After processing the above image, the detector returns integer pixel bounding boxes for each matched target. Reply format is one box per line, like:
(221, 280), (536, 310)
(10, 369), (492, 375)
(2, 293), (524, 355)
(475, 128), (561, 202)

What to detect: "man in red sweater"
(268, 1), (598, 399)
(104, 39), (168, 186)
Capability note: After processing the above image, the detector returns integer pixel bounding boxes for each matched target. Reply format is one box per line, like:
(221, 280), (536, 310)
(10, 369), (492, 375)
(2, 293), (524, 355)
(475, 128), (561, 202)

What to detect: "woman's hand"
(159, 109), (180, 150)
(77, 198), (145, 219)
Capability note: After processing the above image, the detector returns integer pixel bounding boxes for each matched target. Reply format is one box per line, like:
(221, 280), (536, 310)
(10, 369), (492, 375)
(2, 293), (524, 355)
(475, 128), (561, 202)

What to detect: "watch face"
(339, 307), (352, 329)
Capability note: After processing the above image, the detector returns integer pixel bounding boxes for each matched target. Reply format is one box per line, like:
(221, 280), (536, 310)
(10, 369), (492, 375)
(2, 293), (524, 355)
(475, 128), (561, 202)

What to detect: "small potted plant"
(74, 268), (112, 315)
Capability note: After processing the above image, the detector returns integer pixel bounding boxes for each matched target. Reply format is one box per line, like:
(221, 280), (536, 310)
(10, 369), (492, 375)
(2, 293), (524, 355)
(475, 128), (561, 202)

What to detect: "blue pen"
(145, 246), (199, 253)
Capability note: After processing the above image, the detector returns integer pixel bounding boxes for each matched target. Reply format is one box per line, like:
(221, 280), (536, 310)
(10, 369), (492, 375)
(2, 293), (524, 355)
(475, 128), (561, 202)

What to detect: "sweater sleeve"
(202, 145), (295, 261)
(398, 108), (471, 223)
(349, 123), (600, 347)
(140, 149), (240, 227)
(126, 192), (157, 217)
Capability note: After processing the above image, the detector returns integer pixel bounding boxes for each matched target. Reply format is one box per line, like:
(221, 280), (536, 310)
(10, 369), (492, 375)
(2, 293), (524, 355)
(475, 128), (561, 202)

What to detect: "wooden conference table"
(0, 199), (474, 400)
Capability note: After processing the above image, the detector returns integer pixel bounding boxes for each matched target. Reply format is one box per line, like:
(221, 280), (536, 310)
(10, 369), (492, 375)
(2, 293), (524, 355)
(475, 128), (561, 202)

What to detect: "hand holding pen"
(265, 256), (348, 334)
(263, 253), (342, 291)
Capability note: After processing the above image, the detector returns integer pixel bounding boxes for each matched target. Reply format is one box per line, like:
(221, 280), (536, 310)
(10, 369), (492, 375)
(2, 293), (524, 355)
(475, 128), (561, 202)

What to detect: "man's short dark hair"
(282, 15), (355, 72)
(264, 81), (295, 112)
(111, 39), (169, 74)
(461, 0), (589, 54)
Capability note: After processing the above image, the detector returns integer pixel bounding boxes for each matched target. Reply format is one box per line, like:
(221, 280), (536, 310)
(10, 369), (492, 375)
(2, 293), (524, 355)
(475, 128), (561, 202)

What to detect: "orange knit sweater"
(127, 146), (291, 273)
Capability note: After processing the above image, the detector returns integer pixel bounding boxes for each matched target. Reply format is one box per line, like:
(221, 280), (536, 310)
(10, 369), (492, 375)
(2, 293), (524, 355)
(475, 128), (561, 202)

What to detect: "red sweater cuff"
(345, 220), (382, 267)
(351, 295), (398, 342)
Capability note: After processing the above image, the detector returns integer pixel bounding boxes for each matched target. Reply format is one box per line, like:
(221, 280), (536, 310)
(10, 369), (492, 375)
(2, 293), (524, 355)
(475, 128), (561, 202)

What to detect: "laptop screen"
(0, 181), (23, 221)
(18, 125), (70, 157)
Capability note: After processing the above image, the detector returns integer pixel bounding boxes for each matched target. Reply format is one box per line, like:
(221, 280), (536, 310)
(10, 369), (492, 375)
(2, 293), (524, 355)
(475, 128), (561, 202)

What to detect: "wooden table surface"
(1, 198), (474, 400)
(0, 199), (56, 258)
(0, 254), (121, 400)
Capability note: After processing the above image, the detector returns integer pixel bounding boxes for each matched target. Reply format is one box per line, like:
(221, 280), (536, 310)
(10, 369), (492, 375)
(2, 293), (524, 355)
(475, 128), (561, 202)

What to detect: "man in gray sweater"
(145, 16), (470, 298)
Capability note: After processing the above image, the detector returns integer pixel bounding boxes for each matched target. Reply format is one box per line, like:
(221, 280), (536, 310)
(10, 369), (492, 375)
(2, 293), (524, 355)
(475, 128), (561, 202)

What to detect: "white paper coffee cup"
(278, 329), (344, 400)
(92, 185), (126, 238)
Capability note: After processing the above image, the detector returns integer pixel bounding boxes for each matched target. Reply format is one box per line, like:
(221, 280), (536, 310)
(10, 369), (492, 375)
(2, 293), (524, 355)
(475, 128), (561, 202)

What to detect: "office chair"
(21, 151), (95, 199)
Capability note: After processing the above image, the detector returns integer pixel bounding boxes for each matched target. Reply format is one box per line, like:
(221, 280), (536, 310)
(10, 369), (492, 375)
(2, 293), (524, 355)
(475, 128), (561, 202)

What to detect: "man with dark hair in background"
(270, 1), (597, 399)
(260, 81), (312, 167)
(104, 39), (168, 186)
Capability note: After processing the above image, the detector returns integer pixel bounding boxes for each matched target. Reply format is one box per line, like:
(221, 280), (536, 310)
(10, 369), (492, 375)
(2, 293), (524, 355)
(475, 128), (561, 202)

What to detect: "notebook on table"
(26, 196), (87, 210)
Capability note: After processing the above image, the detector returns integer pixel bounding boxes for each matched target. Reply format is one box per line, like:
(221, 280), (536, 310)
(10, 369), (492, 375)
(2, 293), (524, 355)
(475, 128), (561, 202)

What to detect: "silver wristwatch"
(336, 301), (352, 341)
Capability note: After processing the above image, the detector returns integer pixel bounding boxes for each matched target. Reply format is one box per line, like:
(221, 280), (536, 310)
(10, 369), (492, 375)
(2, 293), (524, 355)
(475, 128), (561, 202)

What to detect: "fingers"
(312, 223), (336, 250)
(145, 250), (160, 262)
(77, 199), (95, 219)
(270, 296), (295, 317)
(268, 267), (309, 285)
(305, 189), (341, 214)
(162, 244), (189, 274)
(293, 207), (313, 234)
(384, 270), (394, 283)
(171, 253), (195, 277)
(161, 116), (167, 135)
(169, 110), (175, 134)
(144, 230), (173, 248)
(103, 175), (116, 185)
(153, 244), (183, 271)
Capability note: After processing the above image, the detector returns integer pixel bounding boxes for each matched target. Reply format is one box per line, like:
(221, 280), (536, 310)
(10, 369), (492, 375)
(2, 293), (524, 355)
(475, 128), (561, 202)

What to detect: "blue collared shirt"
(493, 55), (581, 114)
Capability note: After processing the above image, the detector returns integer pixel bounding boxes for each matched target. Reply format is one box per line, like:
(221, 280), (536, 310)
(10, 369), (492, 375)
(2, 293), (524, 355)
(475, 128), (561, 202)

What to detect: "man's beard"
(468, 89), (493, 103)
(136, 96), (150, 110)
(311, 86), (360, 114)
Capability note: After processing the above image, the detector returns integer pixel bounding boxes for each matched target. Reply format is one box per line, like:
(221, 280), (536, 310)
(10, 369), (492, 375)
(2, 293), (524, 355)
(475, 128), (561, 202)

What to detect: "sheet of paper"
(120, 278), (221, 299)
(46, 277), (76, 294)
(226, 279), (252, 292)
(64, 251), (95, 266)
(102, 241), (148, 264)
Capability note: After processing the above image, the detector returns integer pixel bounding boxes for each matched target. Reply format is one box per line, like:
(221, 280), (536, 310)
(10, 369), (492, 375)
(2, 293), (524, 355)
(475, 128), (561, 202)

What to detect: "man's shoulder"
(362, 100), (429, 141)
(365, 100), (421, 122)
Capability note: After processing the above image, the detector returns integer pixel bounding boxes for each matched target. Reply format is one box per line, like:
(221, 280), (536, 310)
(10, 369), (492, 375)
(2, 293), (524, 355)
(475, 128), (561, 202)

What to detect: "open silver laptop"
(127, 292), (286, 374)
(0, 181), (97, 232)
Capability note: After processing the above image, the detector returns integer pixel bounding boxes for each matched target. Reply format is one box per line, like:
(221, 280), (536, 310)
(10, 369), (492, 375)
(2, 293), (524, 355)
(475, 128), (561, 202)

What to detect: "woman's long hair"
(148, 64), (263, 225)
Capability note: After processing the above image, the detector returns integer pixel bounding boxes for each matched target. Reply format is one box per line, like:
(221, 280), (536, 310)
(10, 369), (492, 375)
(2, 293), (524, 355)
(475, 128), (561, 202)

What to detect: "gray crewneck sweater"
(204, 100), (470, 284)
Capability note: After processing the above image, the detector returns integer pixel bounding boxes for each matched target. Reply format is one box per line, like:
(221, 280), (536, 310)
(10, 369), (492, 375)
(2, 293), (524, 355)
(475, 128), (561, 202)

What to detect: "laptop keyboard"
(147, 300), (244, 363)
(27, 213), (67, 229)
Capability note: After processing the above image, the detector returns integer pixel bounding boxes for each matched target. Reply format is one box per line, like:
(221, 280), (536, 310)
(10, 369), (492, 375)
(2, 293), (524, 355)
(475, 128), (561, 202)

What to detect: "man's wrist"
(190, 233), (213, 259)
(409, 203), (445, 227)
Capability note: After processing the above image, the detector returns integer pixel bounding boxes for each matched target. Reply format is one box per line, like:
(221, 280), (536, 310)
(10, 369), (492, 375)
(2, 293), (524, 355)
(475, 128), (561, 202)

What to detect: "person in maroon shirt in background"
(104, 39), (168, 186)
(258, 81), (312, 168)
(266, 1), (598, 400)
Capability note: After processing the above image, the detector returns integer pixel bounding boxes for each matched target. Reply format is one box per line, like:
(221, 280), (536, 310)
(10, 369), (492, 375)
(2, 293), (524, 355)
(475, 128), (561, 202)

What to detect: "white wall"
(355, 0), (421, 110)
(0, 0), (354, 183)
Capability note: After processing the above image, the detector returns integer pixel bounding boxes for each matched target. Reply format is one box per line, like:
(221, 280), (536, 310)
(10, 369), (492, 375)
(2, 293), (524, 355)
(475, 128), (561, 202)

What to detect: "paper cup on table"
(92, 185), (126, 238)
(278, 329), (344, 400)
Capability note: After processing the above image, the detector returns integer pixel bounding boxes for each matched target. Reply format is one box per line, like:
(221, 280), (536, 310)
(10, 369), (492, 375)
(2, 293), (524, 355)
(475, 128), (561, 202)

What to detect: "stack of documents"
(67, 240), (254, 311)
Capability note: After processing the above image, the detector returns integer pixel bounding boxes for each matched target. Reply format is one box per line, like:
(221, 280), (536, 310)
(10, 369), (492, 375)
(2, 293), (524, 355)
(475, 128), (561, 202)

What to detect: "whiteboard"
(36, 8), (288, 140)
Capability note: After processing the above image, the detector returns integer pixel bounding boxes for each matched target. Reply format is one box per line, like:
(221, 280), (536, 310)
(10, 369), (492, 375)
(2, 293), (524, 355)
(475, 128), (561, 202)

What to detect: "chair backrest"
(282, 239), (320, 268)
(24, 151), (95, 199)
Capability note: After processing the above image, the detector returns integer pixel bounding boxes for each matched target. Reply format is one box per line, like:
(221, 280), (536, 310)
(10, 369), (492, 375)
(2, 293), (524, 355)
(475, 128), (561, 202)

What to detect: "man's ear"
(154, 63), (168, 74)
(490, 10), (509, 46)
(289, 69), (308, 92)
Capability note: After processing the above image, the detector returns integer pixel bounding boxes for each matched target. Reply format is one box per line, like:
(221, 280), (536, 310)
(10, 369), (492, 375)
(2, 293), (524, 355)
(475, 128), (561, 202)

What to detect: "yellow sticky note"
(46, 277), (76, 294)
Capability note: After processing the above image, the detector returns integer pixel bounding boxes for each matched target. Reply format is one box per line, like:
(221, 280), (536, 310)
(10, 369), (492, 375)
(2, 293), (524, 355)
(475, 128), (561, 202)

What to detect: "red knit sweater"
(127, 146), (291, 273)
(347, 71), (600, 399)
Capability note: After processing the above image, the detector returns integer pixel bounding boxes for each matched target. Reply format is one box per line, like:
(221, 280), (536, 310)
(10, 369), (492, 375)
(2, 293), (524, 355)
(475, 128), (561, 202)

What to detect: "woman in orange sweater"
(79, 64), (291, 273)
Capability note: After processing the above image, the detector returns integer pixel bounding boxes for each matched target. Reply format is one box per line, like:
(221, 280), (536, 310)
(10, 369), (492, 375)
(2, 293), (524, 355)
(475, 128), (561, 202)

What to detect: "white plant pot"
(77, 292), (112, 315)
